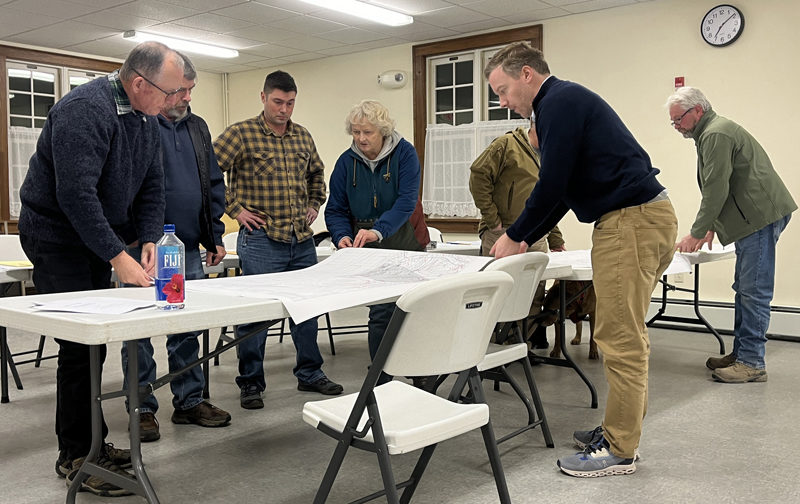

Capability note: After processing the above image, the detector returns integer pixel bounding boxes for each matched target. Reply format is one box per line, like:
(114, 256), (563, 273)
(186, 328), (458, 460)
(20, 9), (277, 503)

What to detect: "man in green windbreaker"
(668, 86), (796, 383)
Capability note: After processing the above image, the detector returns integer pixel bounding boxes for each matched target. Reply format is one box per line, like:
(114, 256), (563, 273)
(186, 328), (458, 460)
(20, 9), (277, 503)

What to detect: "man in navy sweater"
(485, 42), (678, 478)
(19, 42), (184, 496)
(120, 52), (231, 443)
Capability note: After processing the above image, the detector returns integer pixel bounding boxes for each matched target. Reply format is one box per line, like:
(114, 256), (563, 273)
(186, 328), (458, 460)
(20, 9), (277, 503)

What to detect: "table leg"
(202, 330), (210, 399)
(66, 343), (161, 503)
(1, 326), (8, 403)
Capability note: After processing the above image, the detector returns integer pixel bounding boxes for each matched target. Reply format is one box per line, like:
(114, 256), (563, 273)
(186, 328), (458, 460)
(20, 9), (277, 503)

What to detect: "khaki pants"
(591, 199), (677, 459)
(481, 227), (548, 319)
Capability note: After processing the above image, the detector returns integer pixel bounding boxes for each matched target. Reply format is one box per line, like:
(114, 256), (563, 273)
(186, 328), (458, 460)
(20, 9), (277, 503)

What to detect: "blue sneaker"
(558, 437), (636, 478)
(573, 426), (640, 460)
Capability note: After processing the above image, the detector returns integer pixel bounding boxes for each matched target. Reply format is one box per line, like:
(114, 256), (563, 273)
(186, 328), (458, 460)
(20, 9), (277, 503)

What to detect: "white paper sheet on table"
(545, 249), (703, 278)
(187, 248), (493, 323)
(32, 297), (155, 314)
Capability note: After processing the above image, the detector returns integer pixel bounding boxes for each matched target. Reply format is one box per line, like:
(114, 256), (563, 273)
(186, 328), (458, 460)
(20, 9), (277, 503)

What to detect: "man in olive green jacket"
(469, 123), (565, 348)
(668, 87), (796, 383)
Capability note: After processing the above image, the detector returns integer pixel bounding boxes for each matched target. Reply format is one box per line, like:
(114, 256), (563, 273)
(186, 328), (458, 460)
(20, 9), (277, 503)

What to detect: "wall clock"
(701, 4), (744, 47)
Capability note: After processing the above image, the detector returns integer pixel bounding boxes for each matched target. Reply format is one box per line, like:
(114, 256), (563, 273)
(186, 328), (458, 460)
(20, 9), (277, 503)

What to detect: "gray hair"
(119, 41), (183, 82)
(175, 50), (197, 81)
(345, 100), (396, 137)
(665, 87), (712, 112)
(484, 41), (550, 80)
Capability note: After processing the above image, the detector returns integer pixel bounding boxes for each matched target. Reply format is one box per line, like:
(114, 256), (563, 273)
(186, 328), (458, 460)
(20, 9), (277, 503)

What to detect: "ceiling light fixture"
(298, 0), (413, 27)
(122, 30), (239, 59)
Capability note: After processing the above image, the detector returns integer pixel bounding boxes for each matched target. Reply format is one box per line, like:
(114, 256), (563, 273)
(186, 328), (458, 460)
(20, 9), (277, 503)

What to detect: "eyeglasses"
(670, 107), (694, 126)
(132, 68), (183, 98)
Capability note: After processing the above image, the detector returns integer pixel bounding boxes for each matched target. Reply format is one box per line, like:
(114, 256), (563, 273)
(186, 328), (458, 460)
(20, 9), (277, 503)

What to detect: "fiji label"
(156, 246), (184, 304)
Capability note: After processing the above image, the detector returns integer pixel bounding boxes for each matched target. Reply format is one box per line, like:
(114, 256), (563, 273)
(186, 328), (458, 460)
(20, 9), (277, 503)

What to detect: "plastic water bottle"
(155, 224), (185, 310)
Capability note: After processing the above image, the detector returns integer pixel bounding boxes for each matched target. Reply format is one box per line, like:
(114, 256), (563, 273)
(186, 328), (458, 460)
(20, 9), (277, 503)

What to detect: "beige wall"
(188, 70), (225, 137)
(222, 0), (799, 306)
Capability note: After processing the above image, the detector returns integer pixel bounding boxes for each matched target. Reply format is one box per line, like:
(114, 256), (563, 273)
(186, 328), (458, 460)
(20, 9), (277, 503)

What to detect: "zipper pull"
(374, 194), (377, 208)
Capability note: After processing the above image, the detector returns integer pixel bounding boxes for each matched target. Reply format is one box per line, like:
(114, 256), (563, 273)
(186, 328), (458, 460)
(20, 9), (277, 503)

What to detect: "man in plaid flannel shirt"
(214, 70), (343, 409)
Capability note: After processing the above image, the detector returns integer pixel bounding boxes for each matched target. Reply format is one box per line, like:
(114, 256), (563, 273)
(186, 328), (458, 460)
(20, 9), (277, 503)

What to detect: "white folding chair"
(480, 252), (554, 447)
(426, 226), (443, 243)
(303, 271), (514, 504)
(221, 230), (239, 254)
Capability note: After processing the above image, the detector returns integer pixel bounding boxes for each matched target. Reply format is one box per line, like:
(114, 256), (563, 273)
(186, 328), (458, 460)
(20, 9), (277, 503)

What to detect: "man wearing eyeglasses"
(18, 41), (184, 497)
(120, 52), (231, 443)
(667, 86), (796, 383)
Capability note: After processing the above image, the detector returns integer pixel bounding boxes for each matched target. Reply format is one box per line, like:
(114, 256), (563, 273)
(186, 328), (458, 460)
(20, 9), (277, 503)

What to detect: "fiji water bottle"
(155, 224), (185, 310)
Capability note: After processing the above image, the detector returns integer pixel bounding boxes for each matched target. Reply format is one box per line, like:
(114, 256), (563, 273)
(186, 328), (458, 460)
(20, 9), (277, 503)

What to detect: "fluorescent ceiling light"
(122, 30), (239, 59)
(298, 0), (413, 26)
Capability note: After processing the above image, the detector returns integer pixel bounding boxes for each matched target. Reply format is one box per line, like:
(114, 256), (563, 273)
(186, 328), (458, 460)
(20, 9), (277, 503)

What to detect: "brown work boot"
(138, 412), (160, 442)
(64, 453), (133, 497)
(706, 353), (736, 370)
(171, 401), (232, 427)
(712, 362), (767, 383)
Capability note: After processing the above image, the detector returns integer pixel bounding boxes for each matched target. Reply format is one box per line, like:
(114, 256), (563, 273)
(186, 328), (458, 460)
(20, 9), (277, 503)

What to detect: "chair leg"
(468, 371), (510, 504)
(399, 444), (437, 504)
(34, 335), (46, 367)
(324, 312), (336, 355)
(313, 437), (351, 504)
(279, 319), (286, 343)
(519, 355), (554, 448)
(366, 401), (400, 504)
(3, 340), (23, 390)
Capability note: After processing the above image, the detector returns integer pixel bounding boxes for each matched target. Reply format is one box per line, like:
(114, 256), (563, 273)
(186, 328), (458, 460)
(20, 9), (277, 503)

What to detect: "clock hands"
(713, 13), (736, 40)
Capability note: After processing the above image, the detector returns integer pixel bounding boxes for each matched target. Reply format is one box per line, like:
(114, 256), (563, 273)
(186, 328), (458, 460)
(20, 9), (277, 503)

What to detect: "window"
(412, 26), (542, 230)
(1, 44), (119, 232)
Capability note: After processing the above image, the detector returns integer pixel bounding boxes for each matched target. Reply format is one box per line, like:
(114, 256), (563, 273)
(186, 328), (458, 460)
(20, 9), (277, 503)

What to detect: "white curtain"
(8, 126), (41, 219)
(422, 119), (528, 217)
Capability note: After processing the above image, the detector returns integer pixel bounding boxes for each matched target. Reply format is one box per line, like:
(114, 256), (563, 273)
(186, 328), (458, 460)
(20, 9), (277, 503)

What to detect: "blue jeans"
(732, 214), (790, 369)
(121, 247), (206, 413)
(235, 229), (324, 390)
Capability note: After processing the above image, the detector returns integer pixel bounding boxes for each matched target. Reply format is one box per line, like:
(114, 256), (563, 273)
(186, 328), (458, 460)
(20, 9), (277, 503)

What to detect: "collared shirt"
(214, 113), (326, 243)
(107, 70), (132, 116)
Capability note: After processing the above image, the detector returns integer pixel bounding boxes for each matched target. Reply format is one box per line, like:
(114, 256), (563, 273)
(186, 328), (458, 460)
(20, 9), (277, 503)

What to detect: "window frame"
(1, 44), (119, 233)
(412, 25), (543, 233)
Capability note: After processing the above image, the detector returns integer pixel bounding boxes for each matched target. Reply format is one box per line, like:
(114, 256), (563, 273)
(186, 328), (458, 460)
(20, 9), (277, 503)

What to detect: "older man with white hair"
(667, 86), (796, 383)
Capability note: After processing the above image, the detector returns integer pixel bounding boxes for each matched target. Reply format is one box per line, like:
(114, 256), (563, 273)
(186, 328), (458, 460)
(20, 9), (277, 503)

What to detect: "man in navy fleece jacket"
(486, 42), (677, 478)
(18, 41), (184, 497)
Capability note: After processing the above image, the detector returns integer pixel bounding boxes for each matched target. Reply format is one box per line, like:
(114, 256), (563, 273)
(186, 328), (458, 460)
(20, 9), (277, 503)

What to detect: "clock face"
(701, 5), (744, 47)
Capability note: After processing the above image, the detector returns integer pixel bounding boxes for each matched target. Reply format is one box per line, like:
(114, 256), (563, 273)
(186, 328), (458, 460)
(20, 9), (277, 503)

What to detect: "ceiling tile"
(62, 34), (137, 57)
(416, 6), (494, 28)
(144, 23), (216, 41)
(73, 11), (160, 32)
(367, 0), (452, 15)
(106, 0), (200, 23)
(239, 43), (305, 59)
(464, 0), (550, 16)
(225, 25), (300, 44)
(501, 6), (571, 23)
(162, 0), (247, 10)
(7, 20), (117, 49)
(316, 27), (389, 45)
(2, 0), (101, 18)
(172, 13), (256, 34)
(0, 9), (62, 32)
(193, 33), (266, 50)
(447, 18), (514, 34)
(212, 2), (298, 24)
(280, 52), (326, 63)
(265, 15), (347, 35)
(269, 35), (345, 52)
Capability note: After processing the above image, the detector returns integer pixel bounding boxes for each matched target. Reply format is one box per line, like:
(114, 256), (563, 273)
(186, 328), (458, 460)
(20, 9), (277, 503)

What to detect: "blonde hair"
(345, 100), (396, 137)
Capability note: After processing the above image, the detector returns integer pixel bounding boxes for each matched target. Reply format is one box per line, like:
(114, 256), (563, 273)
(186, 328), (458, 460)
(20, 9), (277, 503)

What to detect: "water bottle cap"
(163, 224), (176, 233)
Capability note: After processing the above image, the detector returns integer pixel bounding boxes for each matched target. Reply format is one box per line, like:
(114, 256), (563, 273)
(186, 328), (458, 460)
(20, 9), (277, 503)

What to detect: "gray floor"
(1, 308), (799, 504)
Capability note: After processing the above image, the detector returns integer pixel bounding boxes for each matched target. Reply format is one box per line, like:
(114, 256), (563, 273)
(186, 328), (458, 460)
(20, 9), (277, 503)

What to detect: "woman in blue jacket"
(325, 100), (423, 372)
